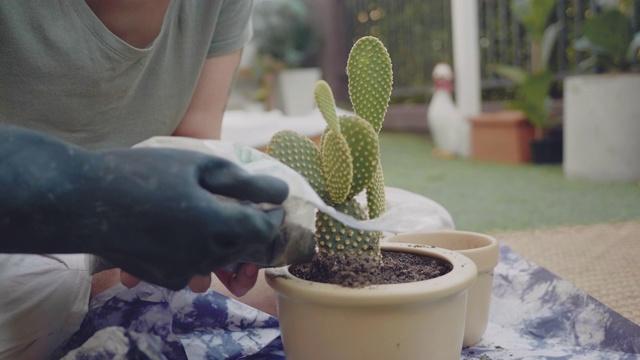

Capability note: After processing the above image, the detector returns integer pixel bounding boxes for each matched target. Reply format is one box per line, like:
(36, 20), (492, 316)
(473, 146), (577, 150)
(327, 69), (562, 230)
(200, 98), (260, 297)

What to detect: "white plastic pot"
(275, 68), (322, 116)
(563, 73), (640, 182)
(265, 243), (477, 360)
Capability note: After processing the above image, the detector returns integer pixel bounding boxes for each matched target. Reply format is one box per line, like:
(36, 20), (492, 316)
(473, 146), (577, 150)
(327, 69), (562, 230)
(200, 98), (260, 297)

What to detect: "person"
(0, 123), (292, 290)
(0, 0), (291, 358)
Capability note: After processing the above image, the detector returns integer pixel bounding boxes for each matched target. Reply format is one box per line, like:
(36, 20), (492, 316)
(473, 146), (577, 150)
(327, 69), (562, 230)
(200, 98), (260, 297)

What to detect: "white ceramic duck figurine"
(426, 63), (468, 158)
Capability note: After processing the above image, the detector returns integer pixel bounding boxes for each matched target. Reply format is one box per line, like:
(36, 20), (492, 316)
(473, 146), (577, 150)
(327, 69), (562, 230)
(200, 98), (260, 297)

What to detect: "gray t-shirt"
(0, 0), (253, 150)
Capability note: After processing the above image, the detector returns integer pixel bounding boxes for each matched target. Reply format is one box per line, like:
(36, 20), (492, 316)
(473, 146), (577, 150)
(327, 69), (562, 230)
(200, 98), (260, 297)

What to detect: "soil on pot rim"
(289, 250), (453, 288)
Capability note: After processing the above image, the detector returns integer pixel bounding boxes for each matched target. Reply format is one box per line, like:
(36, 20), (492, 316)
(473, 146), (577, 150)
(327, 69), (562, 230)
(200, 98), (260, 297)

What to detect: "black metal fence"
(343, 0), (453, 98)
(340, 0), (618, 99)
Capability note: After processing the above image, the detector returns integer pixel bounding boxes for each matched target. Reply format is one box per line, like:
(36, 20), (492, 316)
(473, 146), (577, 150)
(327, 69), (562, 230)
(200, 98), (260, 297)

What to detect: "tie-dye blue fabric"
(54, 283), (283, 359)
(56, 245), (640, 359)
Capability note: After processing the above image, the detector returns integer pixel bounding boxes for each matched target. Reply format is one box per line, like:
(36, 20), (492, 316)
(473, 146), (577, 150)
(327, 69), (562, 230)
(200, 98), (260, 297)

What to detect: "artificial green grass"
(379, 131), (640, 233)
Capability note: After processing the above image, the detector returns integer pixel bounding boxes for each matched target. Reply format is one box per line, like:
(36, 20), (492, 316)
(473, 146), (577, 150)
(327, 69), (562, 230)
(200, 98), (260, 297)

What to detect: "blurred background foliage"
(339, 0), (638, 104)
(344, 0), (452, 103)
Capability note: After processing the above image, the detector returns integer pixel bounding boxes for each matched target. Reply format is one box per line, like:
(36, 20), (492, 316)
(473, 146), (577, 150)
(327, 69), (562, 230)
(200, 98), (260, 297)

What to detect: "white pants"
(0, 254), (91, 360)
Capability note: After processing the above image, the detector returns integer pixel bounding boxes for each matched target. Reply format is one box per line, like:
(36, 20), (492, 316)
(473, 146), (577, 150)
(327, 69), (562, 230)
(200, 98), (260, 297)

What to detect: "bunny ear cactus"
(266, 36), (392, 263)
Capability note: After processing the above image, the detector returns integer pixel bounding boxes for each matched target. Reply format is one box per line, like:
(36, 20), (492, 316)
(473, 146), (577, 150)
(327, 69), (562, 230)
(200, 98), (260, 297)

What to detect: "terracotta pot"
(265, 243), (477, 360)
(385, 231), (499, 347)
(469, 110), (535, 163)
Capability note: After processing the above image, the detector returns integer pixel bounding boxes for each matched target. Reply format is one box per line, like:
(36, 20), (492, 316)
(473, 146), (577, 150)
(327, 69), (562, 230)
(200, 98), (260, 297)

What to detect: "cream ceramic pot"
(386, 231), (499, 347)
(266, 243), (477, 360)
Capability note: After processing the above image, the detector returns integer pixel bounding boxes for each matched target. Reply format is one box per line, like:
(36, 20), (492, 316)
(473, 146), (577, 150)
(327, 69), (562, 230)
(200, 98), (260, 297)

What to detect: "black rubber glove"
(0, 124), (291, 290)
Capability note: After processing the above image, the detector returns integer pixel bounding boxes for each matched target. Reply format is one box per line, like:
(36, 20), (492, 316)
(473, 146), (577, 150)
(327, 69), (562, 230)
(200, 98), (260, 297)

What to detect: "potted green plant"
(264, 36), (477, 359)
(563, 0), (640, 182)
(251, 0), (322, 116)
(491, 0), (564, 164)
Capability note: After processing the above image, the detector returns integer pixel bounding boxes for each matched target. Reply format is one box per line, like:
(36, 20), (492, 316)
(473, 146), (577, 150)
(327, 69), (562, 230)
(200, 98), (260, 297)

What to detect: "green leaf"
(541, 22), (563, 69)
(577, 56), (599, 72)
(509, 71), (554, 129)
(493, 65), (528, 84)
(520, 72), (553, 103)
(626, 32), (640, 64)
(574, 36), (594, 52)
(511, 0), (556, 41)
(583, 10), (631, 64)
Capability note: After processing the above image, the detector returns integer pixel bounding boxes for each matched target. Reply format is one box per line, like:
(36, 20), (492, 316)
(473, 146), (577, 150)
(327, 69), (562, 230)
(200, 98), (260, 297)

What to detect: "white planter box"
(563, 74), (640, 182)
(276, 68), (322, 116)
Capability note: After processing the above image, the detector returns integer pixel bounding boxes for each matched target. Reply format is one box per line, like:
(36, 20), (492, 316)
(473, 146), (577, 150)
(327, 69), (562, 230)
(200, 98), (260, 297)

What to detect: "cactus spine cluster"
(266, 36), (392, 260)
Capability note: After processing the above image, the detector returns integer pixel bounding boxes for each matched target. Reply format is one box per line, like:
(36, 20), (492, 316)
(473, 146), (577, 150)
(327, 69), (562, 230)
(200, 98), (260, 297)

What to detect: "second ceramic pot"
(386, 230), (499, 347)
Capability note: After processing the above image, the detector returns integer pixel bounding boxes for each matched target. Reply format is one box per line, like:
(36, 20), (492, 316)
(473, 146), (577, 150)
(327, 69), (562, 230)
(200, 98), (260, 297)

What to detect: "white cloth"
(221, 108), (337, 149)
(134, 137), (455, 234)
(0, 254), (91, 360)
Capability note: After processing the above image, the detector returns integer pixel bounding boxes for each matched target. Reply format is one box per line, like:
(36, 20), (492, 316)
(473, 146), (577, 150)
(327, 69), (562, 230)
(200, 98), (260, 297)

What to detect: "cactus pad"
(339, 115), (380, 199)
(321, 130), (353, 204)
(266, 130), (330, 201)
(315, 198), (380, 258)
(266, 36), (393, 261)
(347, 36), (393, 133)
(314, 80), (340, 134)
(366, 161), (386, 219)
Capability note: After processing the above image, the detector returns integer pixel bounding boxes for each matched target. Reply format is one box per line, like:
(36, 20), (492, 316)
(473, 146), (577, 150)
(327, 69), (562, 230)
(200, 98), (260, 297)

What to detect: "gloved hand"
(0, 125), (306, 290)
